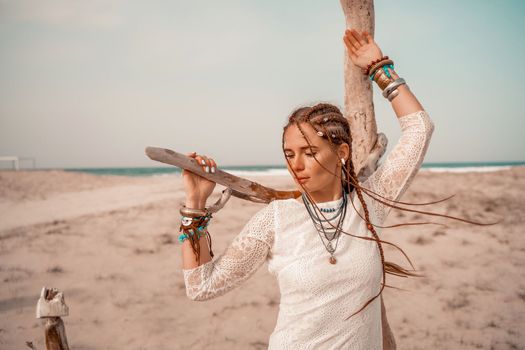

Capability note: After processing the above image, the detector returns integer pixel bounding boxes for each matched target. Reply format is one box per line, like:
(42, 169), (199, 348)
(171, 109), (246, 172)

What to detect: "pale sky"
(0, 0), (524, 168)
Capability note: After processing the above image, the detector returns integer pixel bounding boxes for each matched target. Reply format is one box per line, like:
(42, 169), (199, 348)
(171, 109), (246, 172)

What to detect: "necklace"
(302, 191), (348, 265)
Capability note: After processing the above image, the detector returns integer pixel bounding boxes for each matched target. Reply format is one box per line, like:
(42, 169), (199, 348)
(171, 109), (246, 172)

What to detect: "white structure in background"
(0, 156), (36, 170)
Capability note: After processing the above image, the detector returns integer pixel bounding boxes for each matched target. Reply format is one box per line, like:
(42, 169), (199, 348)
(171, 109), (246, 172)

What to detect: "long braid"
(282, 102), (498, 320)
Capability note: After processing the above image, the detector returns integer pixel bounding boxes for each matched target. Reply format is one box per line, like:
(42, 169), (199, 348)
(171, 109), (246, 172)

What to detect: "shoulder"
(242, 198), (298, 236)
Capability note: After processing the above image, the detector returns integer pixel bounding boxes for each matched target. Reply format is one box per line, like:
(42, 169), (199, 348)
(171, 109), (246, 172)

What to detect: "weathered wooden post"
(339, 0), (389, 180)
(35, 287), (70, 350)
(339, 1), (397, 349)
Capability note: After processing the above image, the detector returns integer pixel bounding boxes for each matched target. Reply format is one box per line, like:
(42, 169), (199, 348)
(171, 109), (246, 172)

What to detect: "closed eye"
(285, 153), (316, 158)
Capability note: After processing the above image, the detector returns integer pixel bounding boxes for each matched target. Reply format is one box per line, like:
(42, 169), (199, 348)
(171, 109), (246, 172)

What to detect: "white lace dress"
(182, 110), (435, 349)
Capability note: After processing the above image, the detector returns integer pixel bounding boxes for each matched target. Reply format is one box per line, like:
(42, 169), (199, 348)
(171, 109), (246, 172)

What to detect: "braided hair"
(281, 102), (498, 320)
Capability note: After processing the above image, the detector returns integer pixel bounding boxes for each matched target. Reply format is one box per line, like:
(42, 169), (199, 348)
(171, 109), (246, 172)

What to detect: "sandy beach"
(0, 168), (524, 349)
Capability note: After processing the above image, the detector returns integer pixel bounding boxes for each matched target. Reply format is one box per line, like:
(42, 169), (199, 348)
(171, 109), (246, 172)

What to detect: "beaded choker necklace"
(302, 191), (348, 265)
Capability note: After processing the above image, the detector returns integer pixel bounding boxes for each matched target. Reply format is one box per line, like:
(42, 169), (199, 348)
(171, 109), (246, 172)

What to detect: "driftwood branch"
(145, 147), (300, 204)
(340, 0), (388, 180)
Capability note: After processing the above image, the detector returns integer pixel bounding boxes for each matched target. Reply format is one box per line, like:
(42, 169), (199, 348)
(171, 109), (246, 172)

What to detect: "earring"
(341, 158), (346, 165)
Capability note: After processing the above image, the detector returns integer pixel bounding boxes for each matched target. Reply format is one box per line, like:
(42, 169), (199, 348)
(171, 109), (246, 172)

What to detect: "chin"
(296, 184), (307, 192)
(297, 184), (315, 193)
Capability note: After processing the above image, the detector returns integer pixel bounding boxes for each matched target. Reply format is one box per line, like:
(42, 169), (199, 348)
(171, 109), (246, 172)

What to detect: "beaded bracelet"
(178, 229), (206, 243)
(364, 55), (389, 76)
(179, 214), (212, 243)
(178, 213), (215, 261)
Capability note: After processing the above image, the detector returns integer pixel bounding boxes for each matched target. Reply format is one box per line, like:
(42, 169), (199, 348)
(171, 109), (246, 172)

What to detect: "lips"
(297, 177), (309, 183)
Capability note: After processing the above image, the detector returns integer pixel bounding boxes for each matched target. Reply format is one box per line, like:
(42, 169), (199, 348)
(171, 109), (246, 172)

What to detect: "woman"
(179, 28), (434, 349)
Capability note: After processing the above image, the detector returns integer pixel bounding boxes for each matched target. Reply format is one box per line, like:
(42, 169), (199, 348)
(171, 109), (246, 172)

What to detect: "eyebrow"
(283, 145), (319, 152)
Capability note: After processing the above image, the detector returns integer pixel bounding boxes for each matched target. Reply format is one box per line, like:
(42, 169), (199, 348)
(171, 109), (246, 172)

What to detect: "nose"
(289, 156), (305, 173)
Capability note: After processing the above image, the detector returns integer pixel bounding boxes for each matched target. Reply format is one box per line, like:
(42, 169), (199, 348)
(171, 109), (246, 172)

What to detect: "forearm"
(387, 69), (424, 118)
(181, 198), (213, 269)
(181, 196), (275, 301)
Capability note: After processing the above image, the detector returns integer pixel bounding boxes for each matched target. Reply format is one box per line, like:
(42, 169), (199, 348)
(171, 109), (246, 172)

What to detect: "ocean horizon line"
(5, 161), (519, 177)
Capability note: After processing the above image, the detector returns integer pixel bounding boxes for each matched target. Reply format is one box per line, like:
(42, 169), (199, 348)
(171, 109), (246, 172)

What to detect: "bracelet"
(373, 68), (394, 91)
(370, 63), (394, 81)
(178, 229), (206, 243)
(368, 59), (394, 79)
(178, 213), (214, 261)
(181, 214), (211, 227)
(179, 214), (211, 237)
(180, 205), (208, 218)
(387, 89), (400, 102)
(178, 228), (213, 261)
(382, 78), (406, 98)
(364, 55), (389, 76)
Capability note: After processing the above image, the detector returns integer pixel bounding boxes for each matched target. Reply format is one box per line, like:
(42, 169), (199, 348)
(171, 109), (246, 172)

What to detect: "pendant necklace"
(302, 191), (348, 265)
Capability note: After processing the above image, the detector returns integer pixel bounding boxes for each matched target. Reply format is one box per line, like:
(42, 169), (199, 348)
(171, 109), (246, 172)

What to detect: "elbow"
(400, 110), (435, 137)
(418, 110), (435, 140)
(426, 117), (435, 140)
(185, 284), (216, 301)
(428, 115), (436, 135)
(185, 290), (208, 302)
(183, 282), (207, 301)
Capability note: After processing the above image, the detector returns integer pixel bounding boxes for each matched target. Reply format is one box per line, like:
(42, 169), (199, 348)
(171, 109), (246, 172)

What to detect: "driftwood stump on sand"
(34, 287), (70, 350)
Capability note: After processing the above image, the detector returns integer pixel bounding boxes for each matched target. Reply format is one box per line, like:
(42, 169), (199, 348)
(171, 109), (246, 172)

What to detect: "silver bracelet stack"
(382, 78), (409, 102)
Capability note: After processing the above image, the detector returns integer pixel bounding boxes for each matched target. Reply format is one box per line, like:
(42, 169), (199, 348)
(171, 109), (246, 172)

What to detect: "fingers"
(208, 158), (217, 173)
(190, 152), (217, 174)
(363, 31), (374, 44)
(343, 35), (358, 63)
(344, 28), (371, 49)
(343, 31), (359, 51)
(350, 29), (367, 46)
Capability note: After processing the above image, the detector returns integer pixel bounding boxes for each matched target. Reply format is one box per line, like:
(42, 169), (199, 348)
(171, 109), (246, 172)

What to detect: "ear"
(338, 143), (350, 164)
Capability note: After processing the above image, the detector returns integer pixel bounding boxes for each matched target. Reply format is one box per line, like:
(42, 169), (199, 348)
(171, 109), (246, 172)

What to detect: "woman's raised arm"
(344, 28), (424, 117)
(361, 109), (435, 225)
(343, 29), (435, 224)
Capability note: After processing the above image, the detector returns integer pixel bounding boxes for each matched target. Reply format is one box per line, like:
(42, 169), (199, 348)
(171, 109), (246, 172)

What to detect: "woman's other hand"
(343, 28), (383, 70)
(182, 152), (217, 208)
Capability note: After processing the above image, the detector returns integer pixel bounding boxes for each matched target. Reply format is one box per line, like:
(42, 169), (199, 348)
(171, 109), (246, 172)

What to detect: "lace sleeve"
(181, 200), (276, 301)
(362, 110), (435, 224)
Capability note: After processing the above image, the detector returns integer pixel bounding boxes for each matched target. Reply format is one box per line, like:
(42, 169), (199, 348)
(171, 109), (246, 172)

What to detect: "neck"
(305, 180), (344, 204)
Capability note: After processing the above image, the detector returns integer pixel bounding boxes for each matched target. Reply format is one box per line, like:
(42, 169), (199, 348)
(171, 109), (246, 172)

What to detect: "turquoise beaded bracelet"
(178, 214), (212, 243)
(369, 63), (394, 81)
(178, 229), (206, 243)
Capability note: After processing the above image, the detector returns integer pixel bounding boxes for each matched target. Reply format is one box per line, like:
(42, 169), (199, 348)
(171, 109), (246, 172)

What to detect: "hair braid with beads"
(281, 102), (499, 320)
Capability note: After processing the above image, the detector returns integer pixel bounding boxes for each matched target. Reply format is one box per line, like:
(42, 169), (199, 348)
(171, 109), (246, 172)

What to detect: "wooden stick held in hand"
(145, 147), (300, 204)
